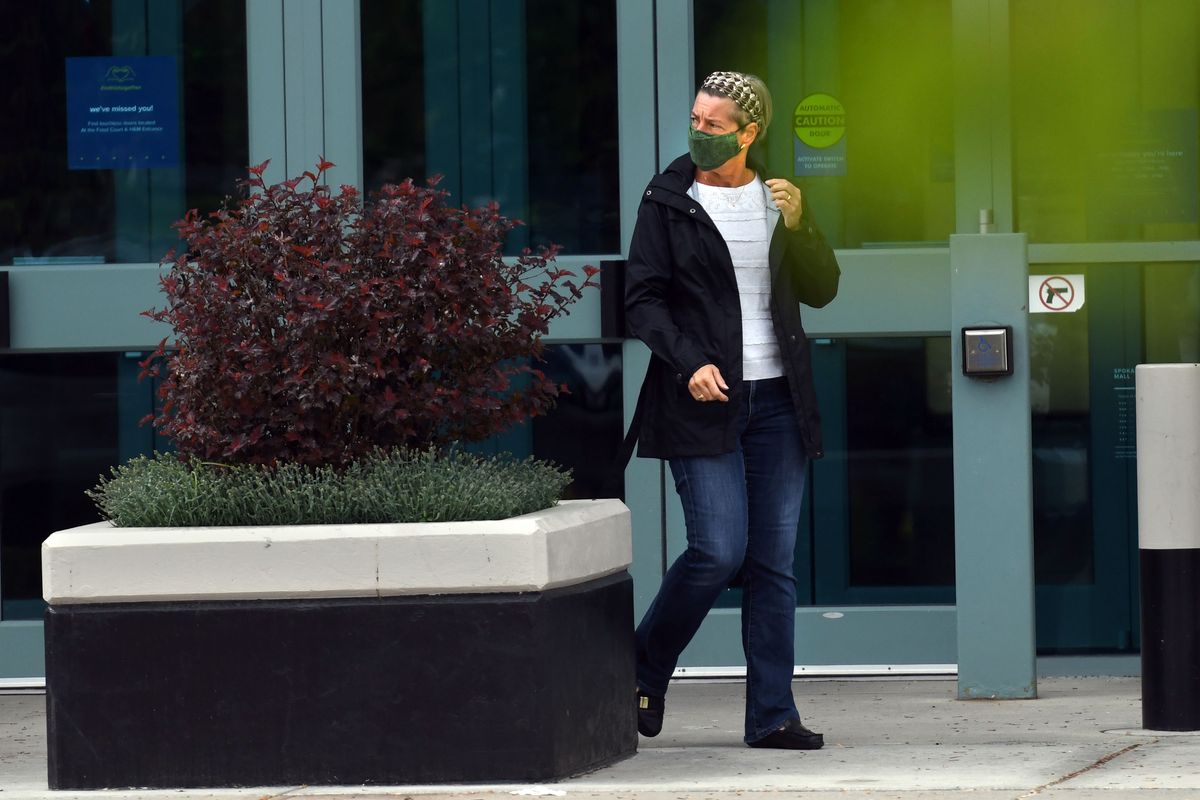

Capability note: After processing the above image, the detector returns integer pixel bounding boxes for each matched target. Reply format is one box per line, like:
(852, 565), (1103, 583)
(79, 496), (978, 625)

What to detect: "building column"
(951, 231), (1037, 699)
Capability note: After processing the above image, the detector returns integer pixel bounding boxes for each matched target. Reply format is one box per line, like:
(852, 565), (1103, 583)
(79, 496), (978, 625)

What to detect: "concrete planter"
(41, 499), (636, 789)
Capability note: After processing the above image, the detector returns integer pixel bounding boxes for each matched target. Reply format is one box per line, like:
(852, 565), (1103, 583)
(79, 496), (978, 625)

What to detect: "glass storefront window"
(0, 353), (161, 621)
(361, 0), (620, 255)
(532, 343), (624, 499)
(693, 0), (955, 249)
(1012, 0), (1200, 243)
(1030, 297), (1093, 585)
(1144, 262), (1200, 363)
(0, 342), (620, 622)
(1022, 262), (1200, 651)
(1027, 261), (1200, 591)
(0, 1), (249, 266)
(840, 337), (954, 593)
(464, 343), (625, 500)
(712, 335), (955, 609)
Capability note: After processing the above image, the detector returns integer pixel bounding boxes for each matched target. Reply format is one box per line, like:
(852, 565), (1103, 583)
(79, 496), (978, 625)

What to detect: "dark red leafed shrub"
(141, 158), (598, 468)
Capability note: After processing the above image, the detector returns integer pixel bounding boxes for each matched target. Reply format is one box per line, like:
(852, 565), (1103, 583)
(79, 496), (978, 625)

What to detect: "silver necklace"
(722, 182), (750, 207)
(704, 179), (753, 208)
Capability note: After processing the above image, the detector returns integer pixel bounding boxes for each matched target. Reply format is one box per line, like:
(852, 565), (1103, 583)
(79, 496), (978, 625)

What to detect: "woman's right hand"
(688, 364), (729, 402)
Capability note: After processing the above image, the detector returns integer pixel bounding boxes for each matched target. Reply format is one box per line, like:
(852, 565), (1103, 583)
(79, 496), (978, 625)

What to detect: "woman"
(625, 71), (840, 749)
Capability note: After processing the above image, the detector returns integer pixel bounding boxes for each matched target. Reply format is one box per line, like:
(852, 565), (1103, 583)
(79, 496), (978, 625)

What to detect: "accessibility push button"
(961, 326), (1013, 378)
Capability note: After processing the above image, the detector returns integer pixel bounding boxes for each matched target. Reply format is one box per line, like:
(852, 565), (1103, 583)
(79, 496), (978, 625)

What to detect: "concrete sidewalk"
(3, 677), (1199, 799)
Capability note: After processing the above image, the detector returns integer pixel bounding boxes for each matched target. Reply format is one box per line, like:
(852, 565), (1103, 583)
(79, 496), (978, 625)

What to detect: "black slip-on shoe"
(636, 690), (665, 737)
(747, 718), (824, 750)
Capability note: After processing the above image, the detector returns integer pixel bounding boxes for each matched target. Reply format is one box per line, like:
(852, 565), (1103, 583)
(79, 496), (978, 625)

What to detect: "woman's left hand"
(765, 178), (804, 231)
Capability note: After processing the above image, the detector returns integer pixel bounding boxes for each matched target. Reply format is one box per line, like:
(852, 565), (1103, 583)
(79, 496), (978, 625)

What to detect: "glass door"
(0, 0), (248, 682)
(656, 0), (1200, 670)
(809, 337), (955, 608)
(359, 0), (628, 496)
(0, 351), (173, 681)
(648, 0), (1200, 671)
(659, 0), (963, 670)
(1013, 0), (1200, 654)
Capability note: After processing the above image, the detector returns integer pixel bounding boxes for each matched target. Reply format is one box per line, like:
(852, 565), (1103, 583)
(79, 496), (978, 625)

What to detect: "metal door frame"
(0, 0), (666, 682)
(0, 0), (364, 683)
(626, 0), (1200, 674)
(621, 0), (975, 671)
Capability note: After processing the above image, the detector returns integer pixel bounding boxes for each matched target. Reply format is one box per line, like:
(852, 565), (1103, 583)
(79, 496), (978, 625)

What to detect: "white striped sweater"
(691, 178), (783, 381)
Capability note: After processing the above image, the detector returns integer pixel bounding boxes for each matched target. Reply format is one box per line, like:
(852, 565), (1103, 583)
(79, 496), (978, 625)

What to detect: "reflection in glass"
(361, 0), (620, 254)
(1012, 0), (1200, 243)
(0, 354), (159, 620)
(693, 0), (954, 249)
(0, 1), (248, 265)
(1144, 263), (1200, 363)
(465, 344), (624, 500)
(715, 336), (955, 610)
(844, 338), (954, 589)
(361, 0), (426, 192)
(532, 344), (624, 499)
(1029, 304), (1094, 585)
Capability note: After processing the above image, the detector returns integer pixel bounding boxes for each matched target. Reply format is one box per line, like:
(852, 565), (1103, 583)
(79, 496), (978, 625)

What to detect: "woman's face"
(690, 92), (757, 147)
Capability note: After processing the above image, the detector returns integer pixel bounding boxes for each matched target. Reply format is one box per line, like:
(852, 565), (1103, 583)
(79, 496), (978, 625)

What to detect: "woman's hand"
(765, 178), (804, 231)
(689, 364), (729, 402)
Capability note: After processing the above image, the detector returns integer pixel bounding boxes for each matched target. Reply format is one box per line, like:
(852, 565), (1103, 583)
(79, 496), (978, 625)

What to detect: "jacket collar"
(646, 153), (781, 232)
(649, 152), (771, 196)
(644, 153), (787, 279)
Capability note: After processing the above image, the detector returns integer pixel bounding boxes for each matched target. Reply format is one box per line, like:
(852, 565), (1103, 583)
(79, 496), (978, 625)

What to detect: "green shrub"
(87, 450), (572, 528)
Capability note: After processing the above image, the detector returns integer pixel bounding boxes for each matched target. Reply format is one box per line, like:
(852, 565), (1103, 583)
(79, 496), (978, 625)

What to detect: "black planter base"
(45, 572), (636, 789)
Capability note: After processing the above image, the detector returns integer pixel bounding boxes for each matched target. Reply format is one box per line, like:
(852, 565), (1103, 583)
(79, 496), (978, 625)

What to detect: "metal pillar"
(950, 231), (1037, 699)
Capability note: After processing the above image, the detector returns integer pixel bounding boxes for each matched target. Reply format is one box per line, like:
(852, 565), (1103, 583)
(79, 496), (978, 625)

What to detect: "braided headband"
(700, 71), (764, 124)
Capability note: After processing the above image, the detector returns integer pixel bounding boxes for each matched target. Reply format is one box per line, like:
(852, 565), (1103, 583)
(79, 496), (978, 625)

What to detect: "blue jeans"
(635, 376), (809, 743)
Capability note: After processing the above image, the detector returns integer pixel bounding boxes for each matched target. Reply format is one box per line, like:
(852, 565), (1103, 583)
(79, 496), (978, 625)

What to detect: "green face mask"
(688, 125), (745, 170)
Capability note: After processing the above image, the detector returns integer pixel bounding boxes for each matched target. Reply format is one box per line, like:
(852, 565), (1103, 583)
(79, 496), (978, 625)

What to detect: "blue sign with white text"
(66, 55), (179, 170)
(794, 136), (847, 177)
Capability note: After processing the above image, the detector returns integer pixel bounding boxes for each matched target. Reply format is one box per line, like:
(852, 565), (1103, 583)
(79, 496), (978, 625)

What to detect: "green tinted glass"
(1012, 0), (1200, 243)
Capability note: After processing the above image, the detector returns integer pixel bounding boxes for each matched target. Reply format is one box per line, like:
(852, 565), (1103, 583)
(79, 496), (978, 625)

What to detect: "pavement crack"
(1015, 739), (1157, 798)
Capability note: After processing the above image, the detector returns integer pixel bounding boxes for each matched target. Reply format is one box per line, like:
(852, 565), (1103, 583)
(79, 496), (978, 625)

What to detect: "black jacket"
(624, 153), (841, 460)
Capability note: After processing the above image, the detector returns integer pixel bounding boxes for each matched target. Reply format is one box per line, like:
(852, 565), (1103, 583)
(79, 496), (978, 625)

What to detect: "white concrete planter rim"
(42, 498), (631, 605)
